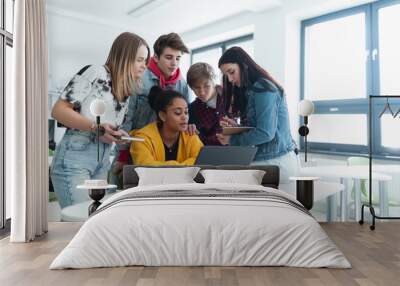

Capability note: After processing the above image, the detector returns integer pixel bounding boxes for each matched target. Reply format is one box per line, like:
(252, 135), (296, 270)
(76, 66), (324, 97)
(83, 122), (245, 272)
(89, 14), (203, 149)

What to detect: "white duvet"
(50, 183), (350, 269)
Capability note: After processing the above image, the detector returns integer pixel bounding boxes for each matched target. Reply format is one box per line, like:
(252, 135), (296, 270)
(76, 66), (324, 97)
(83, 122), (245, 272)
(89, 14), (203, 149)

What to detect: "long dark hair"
(148, 86), (187, 123)
(218, 46), (283, 116)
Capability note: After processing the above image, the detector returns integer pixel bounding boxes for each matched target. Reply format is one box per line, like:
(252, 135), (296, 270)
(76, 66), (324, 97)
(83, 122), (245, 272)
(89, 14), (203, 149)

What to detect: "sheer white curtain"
(8, 0), (48, 242)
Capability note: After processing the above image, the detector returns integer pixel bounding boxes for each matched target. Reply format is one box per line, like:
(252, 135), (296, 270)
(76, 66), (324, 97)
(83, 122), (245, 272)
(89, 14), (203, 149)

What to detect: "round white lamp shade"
(298, 99), (314, 116)
(90, 99), (106, 116)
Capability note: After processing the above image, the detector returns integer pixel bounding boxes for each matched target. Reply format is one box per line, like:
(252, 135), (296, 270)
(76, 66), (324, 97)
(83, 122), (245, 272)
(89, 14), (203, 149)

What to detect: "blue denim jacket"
(229, 78), (296, 161)
(120, 68), (190, 133)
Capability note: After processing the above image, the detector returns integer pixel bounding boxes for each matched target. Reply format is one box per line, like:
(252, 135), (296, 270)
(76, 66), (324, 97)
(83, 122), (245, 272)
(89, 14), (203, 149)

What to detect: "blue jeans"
(251, 151), (299, 184)
(50, 130), (112, 208)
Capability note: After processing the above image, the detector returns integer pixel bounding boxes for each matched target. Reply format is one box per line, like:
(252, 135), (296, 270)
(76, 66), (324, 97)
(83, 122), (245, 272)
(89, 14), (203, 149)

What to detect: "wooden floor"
(0, 222), (399, 286)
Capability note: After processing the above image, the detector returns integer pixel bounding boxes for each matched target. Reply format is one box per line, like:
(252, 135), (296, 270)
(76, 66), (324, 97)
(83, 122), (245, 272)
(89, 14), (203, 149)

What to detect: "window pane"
(304, 13), (366, 101)
(308, 114), (367, 145)
(192, 47), (222, 84)
(381, 114), (400, 148)
(378, 3), (400, 95)
(5, 44), (12, 219)
(6, 0), (14, 33)
(0, 1), (2, 29)
(226, 39), (254, 58)
(179, 53), (190, 81)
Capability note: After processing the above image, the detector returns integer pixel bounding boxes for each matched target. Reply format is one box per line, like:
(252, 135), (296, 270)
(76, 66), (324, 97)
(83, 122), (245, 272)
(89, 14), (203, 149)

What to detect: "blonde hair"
(105, 32), (150, 102)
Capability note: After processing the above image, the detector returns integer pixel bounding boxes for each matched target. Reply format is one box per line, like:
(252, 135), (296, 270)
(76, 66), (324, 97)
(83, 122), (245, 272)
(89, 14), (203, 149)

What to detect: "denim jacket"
(229, 78), (296, 161)
(120, 68), (190, 133)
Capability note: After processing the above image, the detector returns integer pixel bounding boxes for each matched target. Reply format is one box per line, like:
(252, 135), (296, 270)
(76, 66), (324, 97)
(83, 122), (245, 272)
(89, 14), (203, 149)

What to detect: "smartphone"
(116, 136), (144, 142)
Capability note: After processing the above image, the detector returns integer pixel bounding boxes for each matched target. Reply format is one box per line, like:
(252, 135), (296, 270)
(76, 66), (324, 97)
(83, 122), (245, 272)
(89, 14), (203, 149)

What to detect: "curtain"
(9, 0), (48, 242)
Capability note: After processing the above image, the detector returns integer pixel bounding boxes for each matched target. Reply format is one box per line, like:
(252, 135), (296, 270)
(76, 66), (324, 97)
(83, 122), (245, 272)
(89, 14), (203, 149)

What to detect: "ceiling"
(47, 0), (282, 36)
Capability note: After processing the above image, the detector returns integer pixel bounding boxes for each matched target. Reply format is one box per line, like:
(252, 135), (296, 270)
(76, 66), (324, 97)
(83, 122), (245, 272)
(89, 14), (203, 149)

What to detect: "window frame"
(190, 34), (254, 65)
(300, 0), (400, 159)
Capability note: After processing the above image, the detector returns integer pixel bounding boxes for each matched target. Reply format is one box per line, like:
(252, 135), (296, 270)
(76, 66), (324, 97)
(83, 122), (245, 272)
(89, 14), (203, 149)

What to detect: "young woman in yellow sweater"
(130, 86), (203, 165)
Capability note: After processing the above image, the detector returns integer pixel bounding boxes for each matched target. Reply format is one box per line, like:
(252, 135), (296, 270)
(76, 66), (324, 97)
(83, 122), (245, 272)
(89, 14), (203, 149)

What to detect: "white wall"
(48, 12), (125, 92)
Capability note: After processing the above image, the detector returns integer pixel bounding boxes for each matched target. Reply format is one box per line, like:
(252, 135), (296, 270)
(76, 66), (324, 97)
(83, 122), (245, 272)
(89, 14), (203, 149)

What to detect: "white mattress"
(50, 183), (350, 269)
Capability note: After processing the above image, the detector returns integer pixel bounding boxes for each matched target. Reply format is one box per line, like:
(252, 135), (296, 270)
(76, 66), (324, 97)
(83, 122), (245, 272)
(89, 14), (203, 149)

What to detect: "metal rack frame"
(359, 95), (400, 230)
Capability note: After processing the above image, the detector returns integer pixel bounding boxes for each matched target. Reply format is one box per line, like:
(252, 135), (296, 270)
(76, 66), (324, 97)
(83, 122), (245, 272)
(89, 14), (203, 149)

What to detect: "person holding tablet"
(50, 32), (149, 208)
(216, 47), (298, 182)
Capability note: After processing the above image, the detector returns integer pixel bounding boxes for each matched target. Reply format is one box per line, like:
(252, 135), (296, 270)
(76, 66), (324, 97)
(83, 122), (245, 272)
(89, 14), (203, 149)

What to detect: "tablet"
(222, 126), (254, 135)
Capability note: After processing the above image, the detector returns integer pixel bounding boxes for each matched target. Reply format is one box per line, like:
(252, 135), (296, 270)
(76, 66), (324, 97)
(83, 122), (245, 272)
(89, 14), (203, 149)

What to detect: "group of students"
(50, 31), (298, 208)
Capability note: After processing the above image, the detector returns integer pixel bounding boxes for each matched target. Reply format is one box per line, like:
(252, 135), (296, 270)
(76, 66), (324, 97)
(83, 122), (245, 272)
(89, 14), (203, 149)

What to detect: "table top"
(300, 165), (392, 181)
(76, 184), (117, 190)
(289, 176), (320, 181)
(372, 164), (400, 173)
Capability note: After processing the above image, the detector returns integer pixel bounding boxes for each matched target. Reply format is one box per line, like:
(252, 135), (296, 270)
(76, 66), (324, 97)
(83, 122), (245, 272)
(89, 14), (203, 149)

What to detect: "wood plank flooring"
(0, 222), (399, 286)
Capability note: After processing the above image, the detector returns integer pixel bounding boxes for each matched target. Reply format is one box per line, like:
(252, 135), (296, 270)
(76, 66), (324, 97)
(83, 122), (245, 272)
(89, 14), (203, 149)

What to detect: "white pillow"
(200, 169), (266, 185)
(135, 167), (201, 186)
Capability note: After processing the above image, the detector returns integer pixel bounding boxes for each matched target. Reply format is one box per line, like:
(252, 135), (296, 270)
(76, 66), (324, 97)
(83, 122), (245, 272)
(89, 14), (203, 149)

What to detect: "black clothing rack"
(359, 95), (400, 230)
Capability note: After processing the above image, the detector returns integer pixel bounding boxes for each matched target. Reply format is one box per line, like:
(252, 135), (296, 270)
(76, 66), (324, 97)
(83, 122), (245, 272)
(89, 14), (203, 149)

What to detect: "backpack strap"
(76, 65), (91, 76)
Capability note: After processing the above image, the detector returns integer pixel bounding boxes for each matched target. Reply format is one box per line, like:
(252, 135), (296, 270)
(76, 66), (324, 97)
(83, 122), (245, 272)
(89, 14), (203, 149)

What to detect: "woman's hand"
(98, 123), (129, 144)
(114, 129), (130, 144)
(185, 124), (199, 136)
(216, 133), (231, 145)
(219, 116), (239, 128)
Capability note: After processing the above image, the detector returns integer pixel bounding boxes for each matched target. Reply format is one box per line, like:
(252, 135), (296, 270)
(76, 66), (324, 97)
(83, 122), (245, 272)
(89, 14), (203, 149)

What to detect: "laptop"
(195, 146), (258, 165)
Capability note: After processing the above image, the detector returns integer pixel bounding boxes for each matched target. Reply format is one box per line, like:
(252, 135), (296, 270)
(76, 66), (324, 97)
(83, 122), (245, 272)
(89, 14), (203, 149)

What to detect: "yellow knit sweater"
(130, 122), (203, 166)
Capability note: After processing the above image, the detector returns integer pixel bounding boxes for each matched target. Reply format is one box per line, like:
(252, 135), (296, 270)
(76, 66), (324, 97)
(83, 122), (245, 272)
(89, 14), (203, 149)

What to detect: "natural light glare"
(308, 114), (367, 145)
(378, 3), (400, 95)
(304, 13), (366, 101)
(192, 47), (223, 85)
(381, 114), (400, 148)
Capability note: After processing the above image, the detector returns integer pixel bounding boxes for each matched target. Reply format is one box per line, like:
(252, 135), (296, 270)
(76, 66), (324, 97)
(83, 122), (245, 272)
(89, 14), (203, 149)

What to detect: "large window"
(301, 0), (400, 157)
(191, 34), (254, 84)
(1, 0), (14, 231)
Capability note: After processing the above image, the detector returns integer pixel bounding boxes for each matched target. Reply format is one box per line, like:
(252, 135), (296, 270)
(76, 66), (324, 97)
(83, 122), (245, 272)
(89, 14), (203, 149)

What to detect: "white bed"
(50, 183), (351, 269)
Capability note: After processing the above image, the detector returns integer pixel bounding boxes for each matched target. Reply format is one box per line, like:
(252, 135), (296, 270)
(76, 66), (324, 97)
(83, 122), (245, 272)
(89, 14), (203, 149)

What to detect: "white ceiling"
(47, 0), (282, 36)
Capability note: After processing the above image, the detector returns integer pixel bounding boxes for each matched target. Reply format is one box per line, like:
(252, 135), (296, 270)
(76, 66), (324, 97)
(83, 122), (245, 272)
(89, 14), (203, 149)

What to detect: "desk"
(299, 165), (392, 221)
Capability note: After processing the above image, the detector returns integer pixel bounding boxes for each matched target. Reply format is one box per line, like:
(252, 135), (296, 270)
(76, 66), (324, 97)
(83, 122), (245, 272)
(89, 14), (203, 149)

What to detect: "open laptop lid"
(195, 146), (258, 165)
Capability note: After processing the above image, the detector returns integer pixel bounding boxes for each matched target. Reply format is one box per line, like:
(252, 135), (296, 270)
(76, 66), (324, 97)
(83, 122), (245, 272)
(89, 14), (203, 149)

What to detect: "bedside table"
(77, 184), (116, 215)
(289, 176), (320, 210)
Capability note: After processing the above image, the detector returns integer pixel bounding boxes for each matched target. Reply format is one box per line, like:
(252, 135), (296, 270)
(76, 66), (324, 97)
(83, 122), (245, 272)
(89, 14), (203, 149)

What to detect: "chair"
(346, 156), (394, 221)
(347, 157), (369, 195)
(347, 157), (369, 221)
